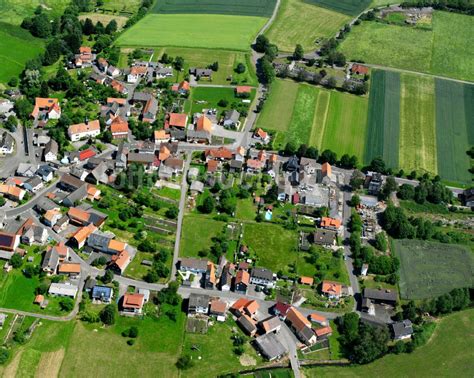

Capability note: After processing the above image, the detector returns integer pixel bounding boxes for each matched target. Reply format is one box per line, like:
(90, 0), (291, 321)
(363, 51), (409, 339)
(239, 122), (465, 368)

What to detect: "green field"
(304, 308), (474, 377)
(180, 215), (227, 258)
(155, 47), (258, 86)
(0, 23), (44, 84)
(399, 74), (437, 174)
(286, 85), (319, 145)
(0, 0), (69, 25)
(265, 0), (351, 52)
(189, 86), (255, 116)
(394, 239), (474, 300)
(365, 69), (400, 167)
(99, 0), (142, 14)
(339, 12), (474, 81)
(435, 80), (474, 183)
(304, 0), (371, 16)
(116, 14), (267, 51)
(152, 0), (277, 17)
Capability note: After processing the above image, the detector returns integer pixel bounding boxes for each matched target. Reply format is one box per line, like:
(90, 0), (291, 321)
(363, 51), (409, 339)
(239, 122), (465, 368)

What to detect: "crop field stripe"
(465, 84), (474, 145)
(256, 80), (299, 132)
(399, 74), (437, 174)
(152, 0), (277, 17)
(321, 91), (369, 162)
(303, 0), (372, 16)
(435, 79), (471, 183)
(309, 90), (331, 149)
(382, 71), (401, 168)
(286, 85), (319, 145)
(365, 70), (386, 162)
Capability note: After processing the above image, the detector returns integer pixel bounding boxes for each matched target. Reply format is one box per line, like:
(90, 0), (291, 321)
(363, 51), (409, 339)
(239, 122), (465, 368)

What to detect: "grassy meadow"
(365, 69), (400, 167)
(99, 0), (142, 14)
(304, 0), (371, 16)
(304, 308), (474, 377)
(152, 0), (277, 17)
(339, 12), (474, 81)
(78, 13), (129, 29)
(394, 239), (474, 300)
(116, 14), (267, 51)
(0, 0), (69, 25)
(265, 0), (350, 52)
(0, 23), (44, 84)
(180, 215), (227, 258)
(399, 74), (437, 174)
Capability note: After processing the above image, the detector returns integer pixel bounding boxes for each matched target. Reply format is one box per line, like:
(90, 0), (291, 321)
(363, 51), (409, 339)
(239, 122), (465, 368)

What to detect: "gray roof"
(26, 176), (42, 188)
(0, 132), (14, 150)
(16, 163), (38, 176)
(180, 257), (208, 272)
(187, 129), (211, 142)
(299, 325), (316, 343)
(224, 109), (240, 123)
(42, 248), (59, 271)
(392, 320), (413, 339)
(251, 267), (273, 282)
(63, 184), (88, 206)
(59, 174), (84, 191)
(87, 230), (114, 250)
(237, 315), (256, 334)
(36, 164), (54, 178)
(127, 153), (155, 164)
(48, 282), (78, 297)
(255, 332), (287, 360)
(190, 181), (204, 193)
(363, 288), (398, 303)
(44, 139), (58, 155)
(313, 228), (336, 245)
(188, 293), (209, 309)
(132, 92), (153, 102)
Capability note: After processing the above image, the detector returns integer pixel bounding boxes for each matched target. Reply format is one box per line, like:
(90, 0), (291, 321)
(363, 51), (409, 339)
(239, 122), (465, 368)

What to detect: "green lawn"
(309, 89), (331, 148)
(286, 85), (319, 146)
(189, 86), (254, 117)
(365, 69), (400, 168)
(155, 47), (258, 86)
(394, 239), (474, 300)
(339, 12), (474, 81)
(242, 222), (298, 273)
(435, 79), (473, 184)
(116, 13), (267, 51)
(152, 0), (277, 17)
(304, 308), (474, 377)
(236, 198), (258, 221)
(0, 23), (44, 84)
(0, 0), (69, 25)
(99, 0), (141, 14)
(265, 0), (350, 52)
(154, 186), (181, 201)
(399, 74), (437, 174)
(180, 215), (226, 257)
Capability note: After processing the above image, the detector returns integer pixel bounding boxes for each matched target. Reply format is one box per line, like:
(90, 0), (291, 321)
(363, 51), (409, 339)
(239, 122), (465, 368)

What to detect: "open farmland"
(399, 74), (437, 174)
(304, 0), (371, 16)
(304, 309), (474, 377)
(99, 0), (142, 14)
(265, 0), (350, 52)
(435, 80), (474, 184)
(339, 12), (474, 81)
(116, 14), (267, 51)
(394, 239), (474, 300)
(0, 0), (69, 25)
(0, 23), (44, 84)
(365, 69), (400, 167)
(286, 85), (319, 146)
(152, 0), (277, 17)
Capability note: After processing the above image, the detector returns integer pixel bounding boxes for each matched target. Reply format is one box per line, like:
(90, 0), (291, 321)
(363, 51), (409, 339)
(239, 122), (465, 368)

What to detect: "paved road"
(170, 153), (192, 280)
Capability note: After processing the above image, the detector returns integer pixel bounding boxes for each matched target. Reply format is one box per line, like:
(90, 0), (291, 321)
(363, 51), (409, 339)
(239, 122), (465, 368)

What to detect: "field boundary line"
(310, 90), (330, 149)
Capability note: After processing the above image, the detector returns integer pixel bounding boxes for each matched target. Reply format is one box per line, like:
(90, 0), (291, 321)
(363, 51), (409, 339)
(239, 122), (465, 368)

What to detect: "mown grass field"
(304, 308), (474, 377)
(399, 74), (437, 174)
(394, 239), (474, 300)
(365, 69), (400, 167)
(180, 215), (226, 257)
(99, 0), (142, 14)
(304, 0), (371, 16)
(0, 23), (44, 84)
(152, 0), (277, 17)
(286, 85), (319, 146)
(155, 47), (258, 86)
(435, 80), (473, 183)
(116, 14), (267, 51)
(339, 12), (474, 81)
(265, 0), (350, 52)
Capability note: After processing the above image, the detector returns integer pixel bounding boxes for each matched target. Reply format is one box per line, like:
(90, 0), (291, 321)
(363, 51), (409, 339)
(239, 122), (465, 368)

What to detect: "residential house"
(107, 250), (131, 275)
(300, 276), (314, 286)
(259, 315), (282, 334)
(0, 132), (14, 155)
(31, 98), (61, 120)
(23, 176), (43, 193)
(187, 293), (210, 315)
(43, 209), (62, 227)
(254, 333), (288, 361)
(246, 159), (264, 173)
(231, 298), (259, 318)
(110, 117), (129, 140)
(286, 307), (317, 346)
(366, 172), (383, 195)
(222, 109), (240, 128)
(171, 80), (190, 95)
(142, 97), (158, 123)
(205, 147), (233, 161)
(189, 68), (212, 79)
(254, 128), (270, 144)
(127, 65), (148, 83)
(320, 217), (342, 231)
(235, 86), (252, 96)
(48, 282), (78, 298)
(71, 224), (97, 249)
(308, 313), (329, 327)
(75, 46), (94, 67)
(363, 288), (398, 306)
(154, 130), (170, 144)
(351, 64), (369, 75)
(62, 185), (88, 207)
(237, 314), (257, 336)
(179, 258), (209, 274)
(43, 139), (58, 162)
(315, 326), (333, 339)
(313, 228), (337, 247)
(463, 188), (474, 207)
(391, 320), (413, 340)
(219, 264), (233, 291)
(209, 299), (227, 321)
(0, 232), (20, 252)
(250, 267), (274, 288)
(16, 163), (38, 177)
(68, 120), (101, 142)
(122, 293), (145, 314)
(155, 66), (173, 79)
(58, 263), (81, 278)
(321, 280), (343, 300)
(36, 165), (55, 182)
(21, 224), (48, 245)
(107, 65), (120, 77)
(234, 269), (250, 294)
(41, 247), (59, 274)
(0, 185), (25, 202)
(91, 285), (114, 303)
(165, 113), (188, 132)
(271, 302), (291, 320)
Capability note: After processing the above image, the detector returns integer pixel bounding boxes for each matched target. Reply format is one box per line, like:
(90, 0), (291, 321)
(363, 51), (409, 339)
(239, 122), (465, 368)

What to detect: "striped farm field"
(257, 80), (299, 132)
(435, 80), (474, 183)
(399, 74), (437, 174)
(365, 69), (400, 168)
(318, 91), (369, 162)
(286, 85), (319, 146)
(304, 0), (371, 16)
(309, 90), (331, 148)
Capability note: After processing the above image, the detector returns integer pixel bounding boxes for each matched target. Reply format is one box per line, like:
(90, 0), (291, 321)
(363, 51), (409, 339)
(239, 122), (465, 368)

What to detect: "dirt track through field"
(34, 349), (65, 378)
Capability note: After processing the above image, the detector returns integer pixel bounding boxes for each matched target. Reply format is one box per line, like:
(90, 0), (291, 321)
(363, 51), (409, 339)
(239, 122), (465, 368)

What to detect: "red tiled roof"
(79, 149), (96, 161)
